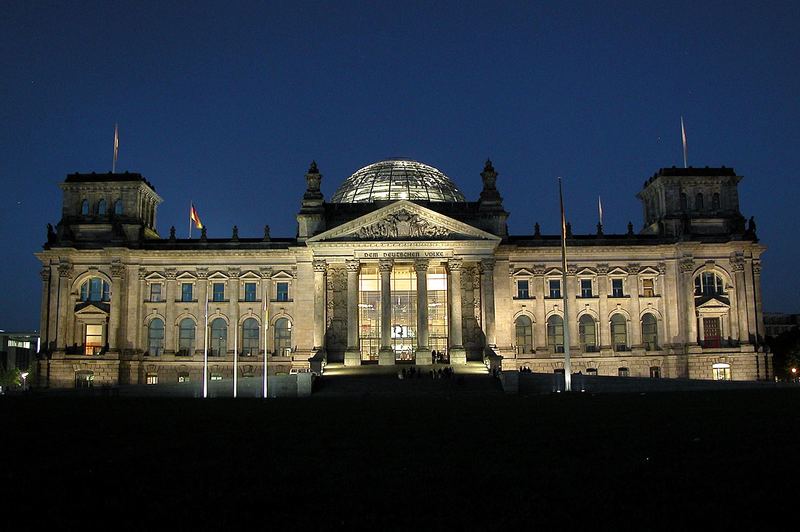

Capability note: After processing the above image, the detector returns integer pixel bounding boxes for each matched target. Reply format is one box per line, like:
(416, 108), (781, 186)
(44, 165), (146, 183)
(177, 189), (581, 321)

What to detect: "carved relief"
(325, 266), (347, 354)
(596, 263), (609, 275)
(680, 257), (695, 274)
(354, 209), (451, 239)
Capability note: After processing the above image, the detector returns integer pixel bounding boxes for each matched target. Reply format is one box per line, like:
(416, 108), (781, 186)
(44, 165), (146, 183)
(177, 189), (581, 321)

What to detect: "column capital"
(378, 259), (393, 273)
(447, 258), (463, 272)
(479, 258), (495, 273)
(196, 267), (208, 279)
(57, 262), (73, 279)
(752, 259), (761, 275)
(313, 259), (327, 273)
(165, 268), (177, 280)
(596, 263), (609, 275)
(679, 257), (695, 274)
(414, 259), (430, 273)
(227, 267), (241, 279)
(111, 263), (126, 279)
(626, 263), (640, 275)
(346, 259), (361, 273)
(40, 267), (51, 281)
(138, 267), (147, 281)
(657, 262), (667, 275)
(566, 263), (578, 276)
(532, 263), (546, 276)
(260, 267), (273, 279)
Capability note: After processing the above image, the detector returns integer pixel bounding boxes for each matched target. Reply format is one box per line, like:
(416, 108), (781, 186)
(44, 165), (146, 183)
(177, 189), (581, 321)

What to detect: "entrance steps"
(313, 362), (501, 397)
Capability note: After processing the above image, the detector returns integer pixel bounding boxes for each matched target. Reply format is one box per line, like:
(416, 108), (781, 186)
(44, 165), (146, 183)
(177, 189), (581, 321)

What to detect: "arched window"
(546, 315), (564, 353)
(242, 318), (259, 356)
(515, 315), (533, 354)
(611, 314), (628, 351)
(97, 199), (107, 215)
(210, 318), (227, 356)
(680, 193), (687, 211)
(641, 313), (658, 351)
(80, 278), (110, 302)
(695, 193), (703, 210)
(114, 199), (123, 215)
(178, 318), (196, 355)
(694, 272), (725, 297)
(81, 199), (89, 215)
(274, 318), (292, 356)
(579, 315), (597, 352)
(147, 318), (164, 356)
(712, 193), (720, 210)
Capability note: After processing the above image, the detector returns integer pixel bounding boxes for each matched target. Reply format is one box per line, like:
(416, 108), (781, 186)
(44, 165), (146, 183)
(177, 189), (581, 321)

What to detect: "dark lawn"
(3, 389), (800, 529)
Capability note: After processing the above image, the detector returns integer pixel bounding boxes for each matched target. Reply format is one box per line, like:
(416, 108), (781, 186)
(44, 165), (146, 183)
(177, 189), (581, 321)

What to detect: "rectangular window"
(244, 282), (257, 302)
(210, 373), (223, 381)
(580, 279), (593, 298)
(548, 279), (561, 299)
(516, 280), (529, 299)
(178, 372), (190, 383)
(212, 282), (225, 302)
(181, 283), (193, 302)
(84, 324), (103, 355)
(8, 340), (31, 349)
(276, 282), (289, 302)
(642, 278), (655, 297)
(146, 373), (158, 385)
(149, 283), (162, 302)
(618, 367), (629, 377)
(611, 279), (624, 297)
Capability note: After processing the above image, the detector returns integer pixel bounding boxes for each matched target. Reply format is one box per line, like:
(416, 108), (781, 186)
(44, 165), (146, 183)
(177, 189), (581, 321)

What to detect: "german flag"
(190, 203), (203, 229)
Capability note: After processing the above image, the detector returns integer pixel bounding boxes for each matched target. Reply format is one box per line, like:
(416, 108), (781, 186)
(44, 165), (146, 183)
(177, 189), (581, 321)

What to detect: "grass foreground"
(3, 388), (800, 529)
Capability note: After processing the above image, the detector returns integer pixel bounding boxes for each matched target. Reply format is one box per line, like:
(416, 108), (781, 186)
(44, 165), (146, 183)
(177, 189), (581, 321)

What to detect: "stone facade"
(34, 161), (770, 389)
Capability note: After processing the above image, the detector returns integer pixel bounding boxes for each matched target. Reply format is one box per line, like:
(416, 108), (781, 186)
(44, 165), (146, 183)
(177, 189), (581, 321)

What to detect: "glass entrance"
(359, 265), (381, 361)
(391, 265), (417, 362)
(703, 317), (721, 348)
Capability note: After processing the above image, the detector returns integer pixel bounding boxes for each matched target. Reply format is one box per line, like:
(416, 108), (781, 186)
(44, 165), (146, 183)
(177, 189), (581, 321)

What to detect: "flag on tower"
(112, 123), (119, 173)
(190, 203), (203, 229)
(681, 116), (688, 168)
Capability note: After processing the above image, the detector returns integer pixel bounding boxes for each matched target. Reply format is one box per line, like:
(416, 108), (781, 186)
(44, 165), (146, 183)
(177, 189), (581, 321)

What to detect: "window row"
(514, 313), (660, 354)
(146, 317), (292, 357)
(515, 278), (656, 299)
(147, 281), (289, 303)
(81, 198), (124, 216)
(680, 192), (721, 212)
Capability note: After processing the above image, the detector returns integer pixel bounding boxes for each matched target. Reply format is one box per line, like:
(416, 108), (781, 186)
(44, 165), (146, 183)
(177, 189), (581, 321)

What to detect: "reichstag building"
(35, 158), (770, 388)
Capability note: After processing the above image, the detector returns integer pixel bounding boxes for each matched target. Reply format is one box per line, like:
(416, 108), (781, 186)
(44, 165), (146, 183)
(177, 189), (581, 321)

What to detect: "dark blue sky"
(2, 0), (799, 330)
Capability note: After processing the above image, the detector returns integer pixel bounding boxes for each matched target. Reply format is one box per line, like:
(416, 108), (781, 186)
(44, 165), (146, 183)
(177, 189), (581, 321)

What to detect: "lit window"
(8, 339), (31, 349)
(178, 372), (190, 383)
(642, 278), (655, 297)
(149, 283), (162, 302)
(97, 199), (107, 215)
(147, 318), (164, 356)
(146, 373), (158, 385)
(586, 368), (598, 376)
(212, 282), (225, 302)
(81, 199), (89, 215)
(210, 373), (223, 381)
(244, 282), (257, 302)
(712, 363), (731, 381)
(75, 371), (94, 388)
(548, 279), (561, 299)
(114, 199), (123, 215)
(580, 279), (593, 298)
(276, 282), (289, 302)
(618, 367), (630, 377)
(611, 279), (624, 297)
(84, 324), (103, 355)
(181, 283), (193, 302)
(274, 317), (292, 356)
(650, 366), (661, 378)
(516, 279), (529, 299)
(80, 278), (110, 302)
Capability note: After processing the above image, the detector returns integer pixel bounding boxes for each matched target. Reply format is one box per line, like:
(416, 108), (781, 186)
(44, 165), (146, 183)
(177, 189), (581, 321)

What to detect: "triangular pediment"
(240, 270), (261, 280)
(74, 302), (110, 315)
(639, 266), (660, 276)
(176, 271), (197, 281)
(512, 268), (535, 277)
(308, 201), (501, 243)
(271, 270), (294, 280)
(608, 267), (628, 276)
(208, 271), (229, 281)
(145, 272), (165, 281)
(696, 296), (730, 310)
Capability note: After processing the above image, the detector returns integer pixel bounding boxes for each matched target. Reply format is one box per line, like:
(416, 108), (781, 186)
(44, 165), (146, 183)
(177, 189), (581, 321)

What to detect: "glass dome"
(330, 159), (466, 203)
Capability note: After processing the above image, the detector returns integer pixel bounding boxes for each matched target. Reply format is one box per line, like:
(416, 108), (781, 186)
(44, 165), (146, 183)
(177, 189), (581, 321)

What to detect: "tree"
(0, 367), (21, 389)
(767, 328), (800, 380)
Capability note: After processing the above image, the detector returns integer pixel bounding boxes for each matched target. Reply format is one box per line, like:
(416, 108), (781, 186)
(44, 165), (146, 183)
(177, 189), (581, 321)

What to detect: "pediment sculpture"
(354, 209), (451, 239)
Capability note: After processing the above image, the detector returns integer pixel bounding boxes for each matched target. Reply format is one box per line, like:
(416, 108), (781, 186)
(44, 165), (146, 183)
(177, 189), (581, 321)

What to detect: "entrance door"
(703, 317), (721, 347)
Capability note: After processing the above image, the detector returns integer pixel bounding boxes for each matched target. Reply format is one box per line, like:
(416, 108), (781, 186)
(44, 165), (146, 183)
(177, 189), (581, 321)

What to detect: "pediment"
(240, 270), (261, 281)
(608, 267), (628, 276)
(308, 201), (501, 243)
(271, 270), (294, 280)
(545, 267), (563, 276)
(512, 268), (535, 277)
(74, 302), (110, 315)
(696, 296), (730, 310)
(577, 267), (597, 276)
(145, 272), (165, 281)
(639, 266), (660, 276)
(207, 271), (229, 281)
(176, 271), (197, 281)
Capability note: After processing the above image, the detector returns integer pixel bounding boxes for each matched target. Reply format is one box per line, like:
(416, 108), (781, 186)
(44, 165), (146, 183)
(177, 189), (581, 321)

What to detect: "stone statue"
(534, 222), (540, 237)
(232, 225), (239, 240)
(263, 225), (271, 241)
(748, 216), (757, 235)
(169, 226), (176, 241)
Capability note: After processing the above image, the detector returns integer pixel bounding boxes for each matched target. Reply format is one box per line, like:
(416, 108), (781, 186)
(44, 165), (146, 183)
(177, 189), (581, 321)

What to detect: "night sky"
(2, 1), (798, 331)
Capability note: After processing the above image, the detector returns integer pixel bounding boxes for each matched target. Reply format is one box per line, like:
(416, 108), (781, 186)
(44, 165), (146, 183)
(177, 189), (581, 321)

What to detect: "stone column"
(732, 257), (749, 343)
(39, 267), (51, 351)
(597, 264), (609, 350)
(344, 259), (361, 366)
(680, 258), (698, 345)
(196, 269), (208, 357)
(137, 268), (146, 352)
(228, 267), (240, 357)
(47, 264), (59, 352)
(260, 267), (272, 355)
(752, 259), (764, 345)
(378, 259), (394, 365)
(448, 259), (466, 364)
(313, 259), (327, 351)
(480, 259), (496, 349)
(108, 261), (125, 352)
(56, 262), (73, 350)
(164, 268), (176, 354)
(566, 264), (579, 351)
(657, 262), (671, 347)
(415, 259), (431, 365)
(532, 265), (546, 351)
(628, 264), (642, 347)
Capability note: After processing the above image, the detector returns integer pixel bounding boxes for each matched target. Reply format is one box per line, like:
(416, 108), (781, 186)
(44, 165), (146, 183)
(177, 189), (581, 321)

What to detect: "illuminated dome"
(330, 159), (466, 203)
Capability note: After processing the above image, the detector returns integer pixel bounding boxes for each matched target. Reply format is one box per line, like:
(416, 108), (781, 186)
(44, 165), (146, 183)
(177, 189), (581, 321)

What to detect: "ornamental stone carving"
(657, 262), (667, 275)
(345, 259), (360, 273)
(730, 256), (745, 273)
(626, 263), (640, 275)
(447, 258), (462, 272)
(532, 264), (546, 276)
(165, 268), (177, 280)
(260, 267), (273, 279)
(596, 263), (609, 275)
(378, 259), (393, 273)
(679, 257), (695, 274)
(138, 267), (147, 281)
(355, 209), (451, 239)
(227, 267), (240, 279)
(752, 259), (761, 275)
(196, 267), (208, 279)
(111, 262), (126, 278)
(40, 267), (51, 281)
(480, 258), (495, 273)
(58, 262), (73, 278)
(414, 259), (430, 273)
(313, 259), (327, 273)
(566, 263), (578, 275)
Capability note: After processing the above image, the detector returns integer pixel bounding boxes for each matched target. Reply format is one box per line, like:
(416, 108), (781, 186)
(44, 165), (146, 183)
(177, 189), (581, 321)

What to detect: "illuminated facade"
(35, 159), (770, 388)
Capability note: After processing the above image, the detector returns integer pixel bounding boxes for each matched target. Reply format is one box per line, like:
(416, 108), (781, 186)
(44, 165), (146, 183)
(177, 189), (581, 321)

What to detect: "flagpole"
(112, 123), (119, 174)
(263, 288), (269, 399)
(233, 317), (238, 399)
(681, 116), (688, 169)
(559, 178), (572, 392)
(189, 201), (192, 239)
(203, 285), (209, 398)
